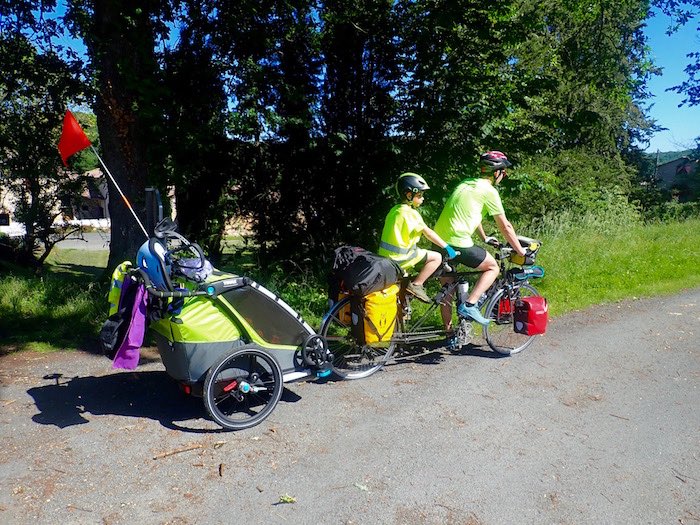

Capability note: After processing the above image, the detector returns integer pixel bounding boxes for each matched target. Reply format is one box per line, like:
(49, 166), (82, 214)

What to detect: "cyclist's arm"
(493, 214), (526, 256)
(421, 225), (449, 249)
(476, 222), (487, 242)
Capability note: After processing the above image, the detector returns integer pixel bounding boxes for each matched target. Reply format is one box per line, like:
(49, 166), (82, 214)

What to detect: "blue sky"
(643, 10), (700, 153)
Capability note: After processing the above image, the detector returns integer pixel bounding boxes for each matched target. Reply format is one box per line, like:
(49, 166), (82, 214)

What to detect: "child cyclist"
(378, 172), (458, 303)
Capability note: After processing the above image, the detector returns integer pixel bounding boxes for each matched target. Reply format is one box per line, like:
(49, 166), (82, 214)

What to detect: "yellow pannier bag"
(337, 292), (352, 325)
(363, 284), (399, 345)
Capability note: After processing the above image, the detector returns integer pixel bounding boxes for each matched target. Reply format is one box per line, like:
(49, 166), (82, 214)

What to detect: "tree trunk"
(80, 1), (159, 273)
(97, 97), (148, 271)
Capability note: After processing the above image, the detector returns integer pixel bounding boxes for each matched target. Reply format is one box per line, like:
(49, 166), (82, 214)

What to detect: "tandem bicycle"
(319, 236), (546, 380)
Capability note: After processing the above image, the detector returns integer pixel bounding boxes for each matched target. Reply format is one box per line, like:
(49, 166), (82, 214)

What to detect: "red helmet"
(480, 151), (512, 172)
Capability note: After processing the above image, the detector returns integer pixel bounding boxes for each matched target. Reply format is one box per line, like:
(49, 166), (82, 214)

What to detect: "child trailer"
(102, 218), (332, 430)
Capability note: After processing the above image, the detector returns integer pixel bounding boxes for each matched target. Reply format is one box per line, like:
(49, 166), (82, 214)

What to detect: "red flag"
(57, 110), (92, 166)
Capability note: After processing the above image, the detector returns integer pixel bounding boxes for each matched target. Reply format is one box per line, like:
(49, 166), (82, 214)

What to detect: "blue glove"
(444, 245), (458, 260)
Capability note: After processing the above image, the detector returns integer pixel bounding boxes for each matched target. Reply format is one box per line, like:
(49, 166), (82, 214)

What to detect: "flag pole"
(91, 145), (149, 239)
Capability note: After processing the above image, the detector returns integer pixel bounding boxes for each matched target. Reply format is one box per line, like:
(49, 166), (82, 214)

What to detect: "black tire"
(483, 283), (540, 356)
(203, 345), (283, 430)
(320, 297), (396, 380)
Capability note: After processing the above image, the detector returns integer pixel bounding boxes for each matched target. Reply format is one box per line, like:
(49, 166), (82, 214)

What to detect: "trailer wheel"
(203, 344), (283, 430)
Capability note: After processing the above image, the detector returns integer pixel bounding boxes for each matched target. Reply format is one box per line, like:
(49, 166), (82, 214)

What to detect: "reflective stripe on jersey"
(379, 240), (413, 255)
(391, 246), (426, 270)
(378, 203), (427, 270)
(108, 261), (134, 316)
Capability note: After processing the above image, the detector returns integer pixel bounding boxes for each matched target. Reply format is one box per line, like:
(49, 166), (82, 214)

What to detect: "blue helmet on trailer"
(136, 239), (172, 291)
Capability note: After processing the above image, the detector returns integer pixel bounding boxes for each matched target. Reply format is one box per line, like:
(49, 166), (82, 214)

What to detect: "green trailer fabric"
(151, 295), (240, 343)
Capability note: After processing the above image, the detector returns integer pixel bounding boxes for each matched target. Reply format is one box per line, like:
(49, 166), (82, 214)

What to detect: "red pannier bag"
(513, 296), (548, 335)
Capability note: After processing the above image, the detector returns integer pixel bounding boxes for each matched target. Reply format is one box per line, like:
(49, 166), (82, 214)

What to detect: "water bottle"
(477, 293), (488, 307)
(456, 282), (469, 305)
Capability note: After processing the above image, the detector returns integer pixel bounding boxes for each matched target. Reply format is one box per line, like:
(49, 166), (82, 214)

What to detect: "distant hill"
(644, 149), (696, 165)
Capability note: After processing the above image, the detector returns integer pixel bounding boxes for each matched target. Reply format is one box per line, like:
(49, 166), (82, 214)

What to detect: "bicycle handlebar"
(134, 268), (250, 299)
(484, 236), (543, 265)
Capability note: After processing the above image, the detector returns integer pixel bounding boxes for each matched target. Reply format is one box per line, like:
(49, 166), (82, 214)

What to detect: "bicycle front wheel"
(483, 283), (540, 356)
(320, 297), (396, 380)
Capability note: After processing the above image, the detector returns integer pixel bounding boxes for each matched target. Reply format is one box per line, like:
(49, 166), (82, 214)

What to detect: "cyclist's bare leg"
(467, 253), (499, 304)
(413, 250), (442, 286)
(439, 275), (455, 331)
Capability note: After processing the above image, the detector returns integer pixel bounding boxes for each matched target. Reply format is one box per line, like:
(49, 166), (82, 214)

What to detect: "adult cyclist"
(433, 151), (530, 328)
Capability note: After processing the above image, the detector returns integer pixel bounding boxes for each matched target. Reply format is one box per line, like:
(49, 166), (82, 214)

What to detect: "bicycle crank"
(455, 318), (474, 347)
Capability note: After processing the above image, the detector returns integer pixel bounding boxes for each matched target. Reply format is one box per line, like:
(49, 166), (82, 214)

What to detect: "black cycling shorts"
(433, 244), (487, 269)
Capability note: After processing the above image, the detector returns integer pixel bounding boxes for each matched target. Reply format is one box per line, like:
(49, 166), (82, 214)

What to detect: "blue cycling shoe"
(458, 303), (490, 326)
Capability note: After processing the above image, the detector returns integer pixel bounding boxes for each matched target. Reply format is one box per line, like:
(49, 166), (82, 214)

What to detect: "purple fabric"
(112, 284), (147, 370)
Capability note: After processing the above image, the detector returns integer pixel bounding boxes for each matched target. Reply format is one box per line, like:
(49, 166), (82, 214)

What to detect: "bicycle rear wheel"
(483, 283), (539, 356)
(320, 297), (396, 380)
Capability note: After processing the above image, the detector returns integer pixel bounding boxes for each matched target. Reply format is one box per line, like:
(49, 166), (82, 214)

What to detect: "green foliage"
(535, 217), (700, 315)
(4, 213), (700, 353)
(396, 0), (512, 170)
(0, 13), (87, 265)
(500, 148), (637, 228)
(530, 193), (642, 238)
(2, 0), (677, 271)
(0, 272), (106, 352)
(492, 0), (657, 154)
(647, 149), (696, 164)
(648, 200), (700, 221)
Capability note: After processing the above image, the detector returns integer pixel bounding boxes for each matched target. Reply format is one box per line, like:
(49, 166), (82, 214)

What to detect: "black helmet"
(396, 172), (430, 199)
(479, 151), (513, 172)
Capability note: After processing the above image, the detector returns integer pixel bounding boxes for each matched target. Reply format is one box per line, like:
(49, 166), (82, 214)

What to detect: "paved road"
(0, 289), (698, 524)
(54, 231), (111, 251)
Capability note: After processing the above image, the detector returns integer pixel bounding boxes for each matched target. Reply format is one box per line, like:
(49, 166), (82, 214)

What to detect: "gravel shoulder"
(1, 289), (698, 525)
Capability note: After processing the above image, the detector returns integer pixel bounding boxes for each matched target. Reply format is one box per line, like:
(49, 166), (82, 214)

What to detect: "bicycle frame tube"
(396, 274), (470, 342)
(392, 242), (541, 347)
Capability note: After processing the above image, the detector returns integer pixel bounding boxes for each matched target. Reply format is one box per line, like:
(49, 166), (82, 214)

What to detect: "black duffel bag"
(328, 245), (402, 298)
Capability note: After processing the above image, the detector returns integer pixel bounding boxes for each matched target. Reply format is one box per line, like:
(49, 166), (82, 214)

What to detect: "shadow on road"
(389, 341), (507, 368)
(26, 370), (302, 433)
(453, 343), (508, 359)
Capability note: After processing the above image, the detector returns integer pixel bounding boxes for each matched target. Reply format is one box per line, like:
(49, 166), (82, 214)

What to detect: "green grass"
(45, 248), (109, 279)
(0, 270), (107, 353)
(534, 218), (700, 316)
(1, 216), (699, 353)
(0, 248), (109, 353)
